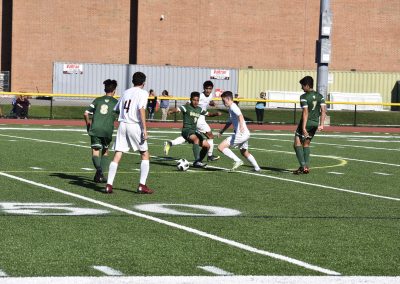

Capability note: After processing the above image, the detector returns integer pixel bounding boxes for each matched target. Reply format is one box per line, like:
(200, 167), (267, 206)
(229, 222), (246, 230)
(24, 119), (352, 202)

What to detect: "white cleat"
(230, 160), (244, 171)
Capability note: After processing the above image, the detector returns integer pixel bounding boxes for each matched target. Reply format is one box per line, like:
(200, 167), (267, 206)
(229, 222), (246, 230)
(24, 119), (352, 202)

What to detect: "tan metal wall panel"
(238, 69), (400, 103)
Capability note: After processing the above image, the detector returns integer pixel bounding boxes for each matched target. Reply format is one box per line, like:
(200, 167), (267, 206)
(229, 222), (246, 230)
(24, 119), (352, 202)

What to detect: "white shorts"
(196, 115), (211, 133)
(113, 122), (148, 152)
(225, 131), (250, 149)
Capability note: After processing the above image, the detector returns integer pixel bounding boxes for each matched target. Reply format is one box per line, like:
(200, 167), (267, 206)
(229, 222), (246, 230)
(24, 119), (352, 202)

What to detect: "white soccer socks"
(140, 160), (150, 185)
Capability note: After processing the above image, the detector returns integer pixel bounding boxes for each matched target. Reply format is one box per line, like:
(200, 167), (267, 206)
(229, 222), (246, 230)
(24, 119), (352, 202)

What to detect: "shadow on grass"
(49, 172), (104, 192)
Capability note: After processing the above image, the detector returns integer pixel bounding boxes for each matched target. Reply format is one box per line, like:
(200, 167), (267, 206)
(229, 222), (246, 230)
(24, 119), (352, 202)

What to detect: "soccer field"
(0, 124), (399, 283)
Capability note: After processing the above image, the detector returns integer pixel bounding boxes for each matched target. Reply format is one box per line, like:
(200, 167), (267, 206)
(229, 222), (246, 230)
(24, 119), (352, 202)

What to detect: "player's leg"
(164, 136), (186, 155)
(302, 126), (316, 174)
(105, 151), (123, 193)
(218, 136), (243, 170)
(293, 133), (306, 174)
(240, 146), (261, 172)
(197, 117), (219, 161)
(137, 150), (153, 194)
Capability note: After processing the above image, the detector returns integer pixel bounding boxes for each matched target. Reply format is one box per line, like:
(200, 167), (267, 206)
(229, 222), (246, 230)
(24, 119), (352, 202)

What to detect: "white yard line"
(373, 172), (392, 176)
(0, 269), (8, 277)
(0, 276), (399, 284)
(1, 134), (399, 201)
(328, 172), (344, 175)
(92, 266), (124, 276)
(0, 171), (340, 276)
(197, 266), (233, 276)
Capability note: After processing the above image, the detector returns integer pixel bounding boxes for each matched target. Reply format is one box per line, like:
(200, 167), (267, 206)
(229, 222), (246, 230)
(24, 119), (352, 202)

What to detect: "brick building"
(1, 0), (399, 93)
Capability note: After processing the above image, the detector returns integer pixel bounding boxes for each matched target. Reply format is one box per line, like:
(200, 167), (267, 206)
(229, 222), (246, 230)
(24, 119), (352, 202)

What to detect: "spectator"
(147, 89), (157, 119)
(160, 89), (170, 121)
(255, 92), (266, 124)
(15, 95), (31, 119)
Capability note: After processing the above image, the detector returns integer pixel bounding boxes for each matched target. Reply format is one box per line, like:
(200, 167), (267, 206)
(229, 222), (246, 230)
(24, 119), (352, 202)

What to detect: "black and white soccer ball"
(176, 159), (190, 171)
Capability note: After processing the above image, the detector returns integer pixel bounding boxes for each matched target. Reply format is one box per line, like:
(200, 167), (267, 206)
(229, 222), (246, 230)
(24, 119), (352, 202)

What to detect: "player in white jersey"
(217, 91), (261, 172)
(105, 72), (154, 194)
(164, 80), (221, 161)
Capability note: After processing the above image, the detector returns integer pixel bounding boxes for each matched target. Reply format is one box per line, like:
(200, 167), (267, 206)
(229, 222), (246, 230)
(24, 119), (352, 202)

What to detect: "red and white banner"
(63, 63), (83, 74)
(210, 69), (230, 80)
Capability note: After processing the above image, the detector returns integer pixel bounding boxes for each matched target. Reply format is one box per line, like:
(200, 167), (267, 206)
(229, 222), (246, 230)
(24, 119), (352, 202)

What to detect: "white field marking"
(1, 276), (400, 284)
(0, 172), (340, 275)
(348, 139), (400, 143)
(7, 139), (17, 142)
(81, 168), (94, 171)
(1, 133), (398, 200)
(30, 167), (43, 170)
(253, 137), (400, 152)
(373, 172), (392, 176)
(2, 127), (400, 139)
(328, 172), (344, 175)
(204, 165), (400, 202)
(251, 147), (400, 168)
(0, 269), (7, 276)
(272, 144), (283, 147)
(197, 266), (234, 276)
(92, 266), (124, 276)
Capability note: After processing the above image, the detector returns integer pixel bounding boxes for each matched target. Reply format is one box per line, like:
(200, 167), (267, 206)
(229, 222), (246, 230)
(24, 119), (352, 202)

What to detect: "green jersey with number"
(299, 91), (325, 127)
(86, 95), (118, 138)
(179, 104), (207, 132)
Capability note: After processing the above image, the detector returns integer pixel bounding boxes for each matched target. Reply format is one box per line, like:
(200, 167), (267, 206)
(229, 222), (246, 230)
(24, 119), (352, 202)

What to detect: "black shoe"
(94, 169), (104, 183)
(193, 161), (207, 168)
(207, 155), (220, 162)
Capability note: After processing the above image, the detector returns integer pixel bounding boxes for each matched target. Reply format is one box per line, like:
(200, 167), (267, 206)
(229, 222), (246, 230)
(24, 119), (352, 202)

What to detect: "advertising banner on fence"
(63, 64), (83, 74)
(210, 69), (230, 80)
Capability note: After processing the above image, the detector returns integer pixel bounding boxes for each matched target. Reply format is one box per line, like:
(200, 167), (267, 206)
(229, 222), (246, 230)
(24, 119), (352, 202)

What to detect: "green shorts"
(295, 124), (318, 141)
(181, 129), (204, 144)
(90, 135), (112, 149)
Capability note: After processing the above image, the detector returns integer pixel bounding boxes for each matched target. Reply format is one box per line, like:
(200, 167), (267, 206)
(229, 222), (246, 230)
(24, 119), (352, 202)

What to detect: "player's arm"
(318, 104), (327, 131)
(218, 121), (232, 138)
(206, 110), (221, 117)
(84, 103), (95, 132)
(301, 107), (309, 137)
(139, 106), (148, 140)
(167, 107), (181, 115)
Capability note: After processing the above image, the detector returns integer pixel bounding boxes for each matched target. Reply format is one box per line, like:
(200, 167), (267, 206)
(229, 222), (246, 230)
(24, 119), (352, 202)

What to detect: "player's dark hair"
(162, 90), (168, 96)
(149, 89), (154, 94)
(132, 72), (146, 86)
(103, 79), (117, 93)
(221, 91), (233, 99)
(190, 91), (200, 99)
(299, 76), (314, 88)
(203, 80), (214, 89)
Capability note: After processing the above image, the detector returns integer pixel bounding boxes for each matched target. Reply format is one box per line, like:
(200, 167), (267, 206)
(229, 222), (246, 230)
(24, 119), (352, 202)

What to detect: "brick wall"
(11, 0), (130, 92)
(6, 0), (400, 92)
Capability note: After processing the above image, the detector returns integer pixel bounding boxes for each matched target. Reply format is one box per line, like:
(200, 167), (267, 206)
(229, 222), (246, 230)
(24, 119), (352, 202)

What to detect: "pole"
(316, 0), (332, 100)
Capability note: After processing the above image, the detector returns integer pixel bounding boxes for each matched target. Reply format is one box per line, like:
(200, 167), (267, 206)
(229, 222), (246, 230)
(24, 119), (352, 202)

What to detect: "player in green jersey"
(168, 91), (221, 168)
(84, 79), (119, 182)
(293, 76), (327, 174)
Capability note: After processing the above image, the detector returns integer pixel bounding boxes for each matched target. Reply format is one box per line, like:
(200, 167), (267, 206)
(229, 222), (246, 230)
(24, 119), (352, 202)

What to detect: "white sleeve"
(230, 103), (242, 116)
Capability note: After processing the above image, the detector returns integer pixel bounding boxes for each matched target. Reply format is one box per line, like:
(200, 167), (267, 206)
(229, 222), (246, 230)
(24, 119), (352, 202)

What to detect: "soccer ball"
(176, 159), (190, 171)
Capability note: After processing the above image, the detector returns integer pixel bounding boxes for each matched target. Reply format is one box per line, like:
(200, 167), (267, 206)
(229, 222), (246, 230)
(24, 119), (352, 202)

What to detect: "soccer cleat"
(303, 167), (310, 174)
(230, 160), (244, 171)
(163, 141), (171, 155)
(293, 167), (304, 175)
(94, 169), (104, 183)
(207, 155), (220, 161)
(193, 161), (207, 168)
(254, 167), (261, 172)
(105, 184), (113, 194)
(137, 184), (154, 194)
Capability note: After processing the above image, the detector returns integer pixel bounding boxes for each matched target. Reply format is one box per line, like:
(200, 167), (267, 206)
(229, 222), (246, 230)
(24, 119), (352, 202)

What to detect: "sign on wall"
(63, 63), (83, 74)
(210, 69), (230, 80)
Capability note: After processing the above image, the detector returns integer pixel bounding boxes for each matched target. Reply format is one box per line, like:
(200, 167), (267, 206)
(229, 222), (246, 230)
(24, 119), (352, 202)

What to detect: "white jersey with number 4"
(115, 87), (149, 124)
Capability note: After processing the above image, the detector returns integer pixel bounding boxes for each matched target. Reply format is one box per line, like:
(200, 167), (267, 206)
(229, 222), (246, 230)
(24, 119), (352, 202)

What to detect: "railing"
(1, 92), (400, 127)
